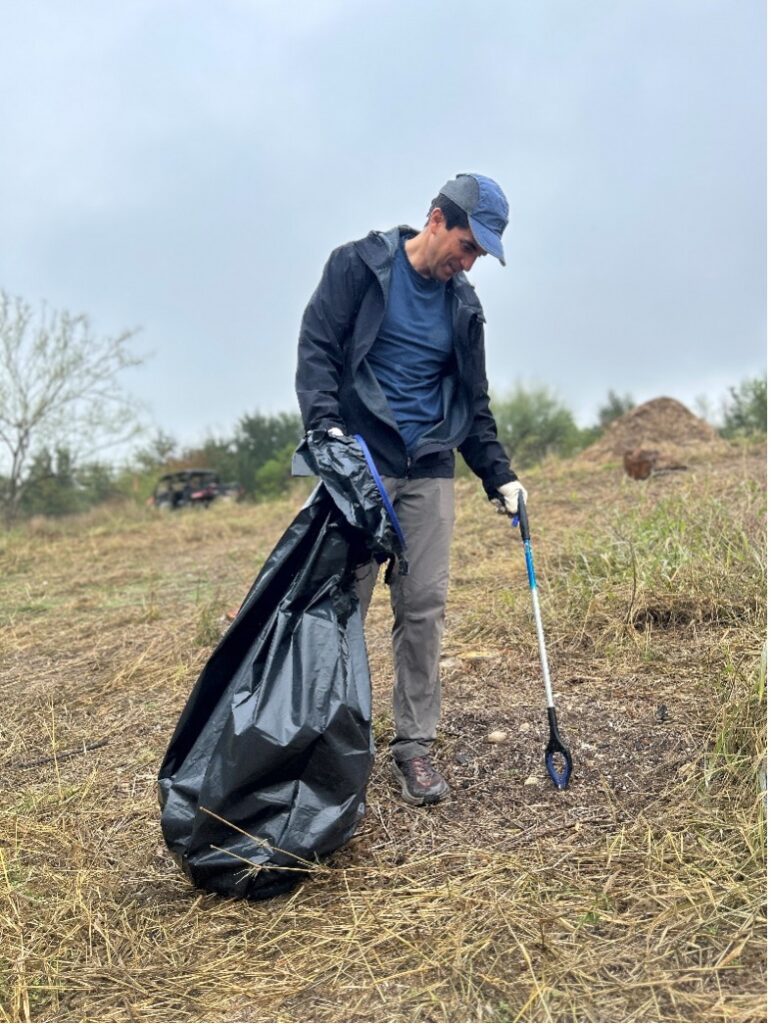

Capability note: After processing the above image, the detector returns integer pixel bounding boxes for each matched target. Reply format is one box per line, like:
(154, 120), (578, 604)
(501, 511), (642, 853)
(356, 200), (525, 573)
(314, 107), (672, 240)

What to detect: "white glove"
(327, 427), (345, 439)
(493, 480), (528, 515)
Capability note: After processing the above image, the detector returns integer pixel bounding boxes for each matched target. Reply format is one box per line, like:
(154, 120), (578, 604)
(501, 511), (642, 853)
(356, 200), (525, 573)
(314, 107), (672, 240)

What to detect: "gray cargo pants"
(355, 476), (455, 763)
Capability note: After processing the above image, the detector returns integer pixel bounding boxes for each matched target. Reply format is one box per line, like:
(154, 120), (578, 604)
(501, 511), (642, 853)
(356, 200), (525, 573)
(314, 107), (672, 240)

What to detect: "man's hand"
(492, 480), (528, 515)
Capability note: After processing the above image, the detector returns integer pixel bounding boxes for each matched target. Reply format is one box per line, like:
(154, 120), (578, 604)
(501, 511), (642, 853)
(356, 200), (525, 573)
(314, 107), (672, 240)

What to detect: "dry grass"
(0, 448), (766, 1023)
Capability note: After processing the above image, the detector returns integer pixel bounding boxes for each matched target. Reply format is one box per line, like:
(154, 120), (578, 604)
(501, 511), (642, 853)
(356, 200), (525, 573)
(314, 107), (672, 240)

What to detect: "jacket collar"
(354, 226), (484, 316)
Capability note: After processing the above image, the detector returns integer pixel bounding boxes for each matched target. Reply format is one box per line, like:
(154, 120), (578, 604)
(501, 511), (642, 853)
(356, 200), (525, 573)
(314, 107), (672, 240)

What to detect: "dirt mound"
(578, 396), (727, 465)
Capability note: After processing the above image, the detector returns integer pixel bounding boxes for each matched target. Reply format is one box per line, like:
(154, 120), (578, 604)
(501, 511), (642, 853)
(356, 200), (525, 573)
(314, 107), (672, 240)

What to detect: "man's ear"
(428, 207), (445, 233)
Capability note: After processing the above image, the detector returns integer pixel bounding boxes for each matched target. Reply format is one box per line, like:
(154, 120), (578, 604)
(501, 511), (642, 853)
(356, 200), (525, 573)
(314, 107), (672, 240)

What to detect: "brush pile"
(578, 396), (728, 467)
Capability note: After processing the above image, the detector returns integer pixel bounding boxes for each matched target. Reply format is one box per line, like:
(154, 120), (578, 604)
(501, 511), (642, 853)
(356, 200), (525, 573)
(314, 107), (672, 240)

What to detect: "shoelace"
(408, 757), (437, 787)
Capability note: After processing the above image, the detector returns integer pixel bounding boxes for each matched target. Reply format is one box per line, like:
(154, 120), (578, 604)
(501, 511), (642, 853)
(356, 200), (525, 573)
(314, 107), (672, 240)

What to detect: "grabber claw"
(545, 708), (573, 790)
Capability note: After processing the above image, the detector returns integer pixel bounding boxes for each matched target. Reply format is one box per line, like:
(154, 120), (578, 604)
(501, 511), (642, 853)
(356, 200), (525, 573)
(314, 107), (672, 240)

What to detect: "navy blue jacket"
(295, 226), (517, 498)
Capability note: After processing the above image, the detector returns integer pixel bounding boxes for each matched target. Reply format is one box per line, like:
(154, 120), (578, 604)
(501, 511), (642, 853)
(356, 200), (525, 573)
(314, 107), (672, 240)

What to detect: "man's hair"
(426, 194), (469, 230)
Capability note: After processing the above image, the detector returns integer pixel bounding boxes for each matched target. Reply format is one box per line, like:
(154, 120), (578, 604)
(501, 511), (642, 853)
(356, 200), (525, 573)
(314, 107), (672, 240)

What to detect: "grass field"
(0, 444), (766, 1023)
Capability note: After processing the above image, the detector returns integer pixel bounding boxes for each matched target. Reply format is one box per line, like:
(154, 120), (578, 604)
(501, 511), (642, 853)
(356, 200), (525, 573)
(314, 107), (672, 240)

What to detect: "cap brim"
(470, 216), (506, 266)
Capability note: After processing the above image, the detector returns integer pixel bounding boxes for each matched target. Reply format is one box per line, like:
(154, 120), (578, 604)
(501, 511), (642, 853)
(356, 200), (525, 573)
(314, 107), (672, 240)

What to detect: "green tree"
(18, 448), (119, 517)
(233, 410), (303, 497)
(116, 410), (303, 506)
(187, 435), (240, 483)
(20, 447), (81, 517)
(253, 442), (298, 502)
(77, 461), (119, 506)
(597, 389), (635, 428)
(720, 376), (766, 437)
(491, 385), (586, 468)
(132, 431), (179, 473)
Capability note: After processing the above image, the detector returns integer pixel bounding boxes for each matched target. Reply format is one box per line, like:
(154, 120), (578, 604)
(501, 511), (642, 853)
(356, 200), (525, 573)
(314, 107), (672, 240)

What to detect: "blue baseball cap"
(438, 173), (509, 265)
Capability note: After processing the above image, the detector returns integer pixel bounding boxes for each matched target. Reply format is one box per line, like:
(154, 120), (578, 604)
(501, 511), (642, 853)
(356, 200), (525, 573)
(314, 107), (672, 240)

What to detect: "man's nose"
(461, 253), (477, 271)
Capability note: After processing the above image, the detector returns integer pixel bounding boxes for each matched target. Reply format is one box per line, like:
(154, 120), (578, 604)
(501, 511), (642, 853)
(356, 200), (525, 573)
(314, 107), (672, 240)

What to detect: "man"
(295, 172), (526, 806)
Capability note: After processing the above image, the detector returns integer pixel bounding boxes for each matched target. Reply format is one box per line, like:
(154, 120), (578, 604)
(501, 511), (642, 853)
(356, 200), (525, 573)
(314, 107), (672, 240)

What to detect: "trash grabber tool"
(513, 492), (573, 790)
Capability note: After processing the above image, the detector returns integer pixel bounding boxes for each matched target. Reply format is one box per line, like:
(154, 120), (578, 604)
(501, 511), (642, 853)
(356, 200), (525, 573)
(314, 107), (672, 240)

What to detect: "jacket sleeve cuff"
(315, 417), (347, 434)
(483, 470), (518, 500)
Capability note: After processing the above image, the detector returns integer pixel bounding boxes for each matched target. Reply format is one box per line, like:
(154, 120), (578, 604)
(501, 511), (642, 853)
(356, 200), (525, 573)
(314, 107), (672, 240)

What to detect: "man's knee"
(392, 573), (450, 619)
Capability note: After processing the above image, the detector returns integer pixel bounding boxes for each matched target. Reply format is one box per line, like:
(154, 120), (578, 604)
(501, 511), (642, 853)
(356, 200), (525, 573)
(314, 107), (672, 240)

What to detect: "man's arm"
(295, 243), (367, 432)
(457, 322), (518, 499)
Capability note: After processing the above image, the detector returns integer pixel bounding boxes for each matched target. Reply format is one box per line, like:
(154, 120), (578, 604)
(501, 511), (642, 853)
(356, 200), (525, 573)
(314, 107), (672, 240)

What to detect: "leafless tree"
(0, 291), (146, 521)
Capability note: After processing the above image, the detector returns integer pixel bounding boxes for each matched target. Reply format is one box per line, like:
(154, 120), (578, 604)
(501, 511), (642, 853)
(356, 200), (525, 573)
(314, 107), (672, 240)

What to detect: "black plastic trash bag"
(157, 431), (405, 900)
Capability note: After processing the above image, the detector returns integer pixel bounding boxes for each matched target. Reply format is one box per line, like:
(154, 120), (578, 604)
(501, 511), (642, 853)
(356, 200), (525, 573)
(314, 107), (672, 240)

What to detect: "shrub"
(597, 389), (635, 428)
(720, 376), (766, 438)
(491, 384), (588, 468)
(253, 442), (298, 502)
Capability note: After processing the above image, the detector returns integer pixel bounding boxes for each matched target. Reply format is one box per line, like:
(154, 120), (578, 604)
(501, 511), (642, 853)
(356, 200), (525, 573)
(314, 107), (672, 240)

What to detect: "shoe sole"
(391, 761), (450, 806)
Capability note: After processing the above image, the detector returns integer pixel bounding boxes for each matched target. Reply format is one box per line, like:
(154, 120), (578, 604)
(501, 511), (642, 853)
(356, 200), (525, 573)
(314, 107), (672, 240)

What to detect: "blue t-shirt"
(367, 240), (453, 455)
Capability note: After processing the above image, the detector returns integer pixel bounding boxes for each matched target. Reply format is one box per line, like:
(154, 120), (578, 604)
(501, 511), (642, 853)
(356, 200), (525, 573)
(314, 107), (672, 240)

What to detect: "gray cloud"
(0, 0), (764, 451)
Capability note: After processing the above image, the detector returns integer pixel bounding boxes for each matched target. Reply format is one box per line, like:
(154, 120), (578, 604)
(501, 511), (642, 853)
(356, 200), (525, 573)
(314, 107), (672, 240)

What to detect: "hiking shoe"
(391, 756), (450, 806)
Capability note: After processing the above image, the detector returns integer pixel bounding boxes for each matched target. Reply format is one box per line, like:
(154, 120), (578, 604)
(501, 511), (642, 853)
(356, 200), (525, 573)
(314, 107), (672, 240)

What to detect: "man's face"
(426, 209), (486, 282)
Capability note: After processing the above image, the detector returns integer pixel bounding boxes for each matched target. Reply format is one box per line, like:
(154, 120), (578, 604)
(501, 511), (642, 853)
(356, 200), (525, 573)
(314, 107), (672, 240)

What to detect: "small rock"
(454, 750), (473, 765)
(524, 776), (539, 786)
(458, 650), (499, 663)
(486, 730), (508, 744)
(519, 722), (531, 733)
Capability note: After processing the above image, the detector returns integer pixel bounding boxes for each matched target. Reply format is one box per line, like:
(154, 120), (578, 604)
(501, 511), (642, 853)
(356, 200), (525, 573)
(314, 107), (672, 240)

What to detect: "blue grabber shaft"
(513, 492), (573, 790)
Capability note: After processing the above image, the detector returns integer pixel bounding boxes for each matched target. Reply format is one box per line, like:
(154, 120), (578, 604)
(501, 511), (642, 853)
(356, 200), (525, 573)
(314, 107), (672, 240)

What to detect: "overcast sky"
(0, 0), (765, 455)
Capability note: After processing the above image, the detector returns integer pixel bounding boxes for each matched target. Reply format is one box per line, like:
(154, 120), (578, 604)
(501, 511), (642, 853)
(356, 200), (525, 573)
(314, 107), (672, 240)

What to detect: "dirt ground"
(0, 441), (766, 1023)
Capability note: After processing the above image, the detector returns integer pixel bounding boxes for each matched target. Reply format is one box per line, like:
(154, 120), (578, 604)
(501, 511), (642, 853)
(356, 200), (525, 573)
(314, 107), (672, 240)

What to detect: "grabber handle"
(511, 490), (530, 542)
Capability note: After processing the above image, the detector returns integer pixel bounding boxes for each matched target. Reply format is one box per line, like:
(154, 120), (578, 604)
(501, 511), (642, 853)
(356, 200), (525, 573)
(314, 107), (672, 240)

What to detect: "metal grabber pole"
(513, 492), (573, 790)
